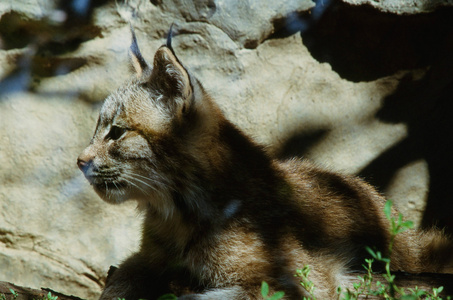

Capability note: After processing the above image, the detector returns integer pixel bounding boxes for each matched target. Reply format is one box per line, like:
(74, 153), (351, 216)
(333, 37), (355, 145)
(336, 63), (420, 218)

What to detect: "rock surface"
(343, 0), (453, 14)
(0, 0), (452, 298)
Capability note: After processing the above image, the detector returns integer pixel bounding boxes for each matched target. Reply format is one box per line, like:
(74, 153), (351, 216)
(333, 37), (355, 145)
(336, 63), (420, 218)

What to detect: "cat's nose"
(77, 158), (89, 172)
(78, 147), (95, 174)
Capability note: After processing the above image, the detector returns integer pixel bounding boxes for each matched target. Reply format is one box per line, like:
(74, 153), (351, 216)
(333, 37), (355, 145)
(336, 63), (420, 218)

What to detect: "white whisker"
(122, 170), (175, 192)
(120, 171), (176, 218)
(112, 181), (124, 196)
(122, 176), (151, 196)
(104, 181), (111, 201)
(122, 173), (158, 192)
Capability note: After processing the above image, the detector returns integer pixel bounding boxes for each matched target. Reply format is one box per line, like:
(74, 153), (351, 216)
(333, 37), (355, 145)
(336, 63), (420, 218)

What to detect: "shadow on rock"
(276, 0), (453, 82)
(273, 0), (453, 233)
(276, 128), (329, 160)
(359, 52), (453, 234)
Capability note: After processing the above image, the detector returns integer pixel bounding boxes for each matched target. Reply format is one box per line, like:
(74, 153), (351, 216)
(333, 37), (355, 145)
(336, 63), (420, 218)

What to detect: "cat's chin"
(93, 185), (130, 205)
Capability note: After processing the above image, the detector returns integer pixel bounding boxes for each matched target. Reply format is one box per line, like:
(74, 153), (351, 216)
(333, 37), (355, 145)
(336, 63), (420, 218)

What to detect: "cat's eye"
(106, 125), (126, 141)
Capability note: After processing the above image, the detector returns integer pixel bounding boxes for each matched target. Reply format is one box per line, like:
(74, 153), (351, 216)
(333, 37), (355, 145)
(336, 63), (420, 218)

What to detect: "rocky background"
(1, 0), (452, 298)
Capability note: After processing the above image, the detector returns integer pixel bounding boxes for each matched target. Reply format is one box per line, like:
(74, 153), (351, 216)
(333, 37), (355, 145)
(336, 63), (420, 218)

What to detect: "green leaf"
(376, 251), (383, 260)
(343, 292), (351, 300)
(402, 220), (414, 229)
(268, 291), (285, 300)
(381, 257), (390, 264)
(46, 292), (58, 300)
(384, 200), (392, 220)
(365, 246), (377, 258)
(397, 213), (403, 225)
(261, 281), (270, 298)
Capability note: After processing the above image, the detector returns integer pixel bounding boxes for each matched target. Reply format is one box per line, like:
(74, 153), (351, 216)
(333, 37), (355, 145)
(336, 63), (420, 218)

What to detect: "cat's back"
(277, 158), (382, 201)
(275, 158), (390, 259)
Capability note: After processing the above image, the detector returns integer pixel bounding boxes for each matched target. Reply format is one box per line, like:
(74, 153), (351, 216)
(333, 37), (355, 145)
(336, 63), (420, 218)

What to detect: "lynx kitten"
(78, 27), (453, 299)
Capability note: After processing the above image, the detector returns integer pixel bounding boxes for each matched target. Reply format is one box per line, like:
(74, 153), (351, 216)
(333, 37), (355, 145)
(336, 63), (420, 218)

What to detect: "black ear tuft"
(129, 24), (149, 77)
(166, 23), (175, 51)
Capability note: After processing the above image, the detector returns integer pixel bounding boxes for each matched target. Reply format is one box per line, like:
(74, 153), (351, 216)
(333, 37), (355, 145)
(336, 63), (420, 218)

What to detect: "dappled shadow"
(0, 1), (106, 96)
(274, 0), (453, 233)
(0, 10), (103, 53)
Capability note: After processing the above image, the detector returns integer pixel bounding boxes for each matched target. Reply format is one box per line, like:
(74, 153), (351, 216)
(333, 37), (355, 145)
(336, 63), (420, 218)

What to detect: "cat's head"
(77, 27), (221, 213)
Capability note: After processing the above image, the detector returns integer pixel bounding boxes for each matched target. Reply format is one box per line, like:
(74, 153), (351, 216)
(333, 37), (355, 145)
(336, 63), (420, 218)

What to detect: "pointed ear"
(129, 25), (149, 77)
(151, 46), (193, 102)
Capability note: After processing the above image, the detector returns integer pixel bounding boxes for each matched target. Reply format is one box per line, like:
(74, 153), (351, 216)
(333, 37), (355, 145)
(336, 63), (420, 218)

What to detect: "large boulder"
(0, 0), (452, 298)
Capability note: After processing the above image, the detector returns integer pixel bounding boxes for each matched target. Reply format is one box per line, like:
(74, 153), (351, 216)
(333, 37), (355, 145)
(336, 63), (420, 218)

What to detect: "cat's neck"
(140, 119), (285, 257)
(173, 119), (278, 219)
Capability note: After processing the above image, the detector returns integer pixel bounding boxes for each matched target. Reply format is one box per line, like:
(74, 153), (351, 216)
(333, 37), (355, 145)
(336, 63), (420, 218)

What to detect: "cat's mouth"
(81, 167), (159, 203)
(84, 173), (128, 192)
(89, 176), (130, 204)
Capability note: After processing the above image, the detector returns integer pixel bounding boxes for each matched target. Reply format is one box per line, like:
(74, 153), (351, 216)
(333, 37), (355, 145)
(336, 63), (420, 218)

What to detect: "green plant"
(295, 265), (317, 300)
(0, 289), (18, 300)
(337, 257), (376, 300)
(41, 292), (58, 300)
(363, 200), (416, 298)
(10, 290), (18, 300)
(32, 292), (58, 300)
(261, 281), (285, 300)
(336, 200), (450, 300)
